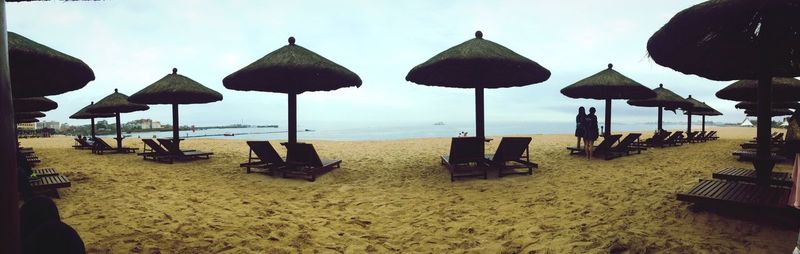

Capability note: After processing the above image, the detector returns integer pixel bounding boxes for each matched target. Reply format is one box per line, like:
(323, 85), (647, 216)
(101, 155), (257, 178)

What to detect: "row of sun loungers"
(17, 147), (71, 198)
(138, 139), (213, 163)
(441, 137), (537, 181)
(239, 141), (340, 181)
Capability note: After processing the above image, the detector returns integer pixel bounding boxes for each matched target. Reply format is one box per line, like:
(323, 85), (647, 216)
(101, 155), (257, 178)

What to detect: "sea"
(102, 121), (694, 141)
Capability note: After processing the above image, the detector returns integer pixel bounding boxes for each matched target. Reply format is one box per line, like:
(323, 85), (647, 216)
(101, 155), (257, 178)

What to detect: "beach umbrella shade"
(627, 83), (692, 132)
(735, 101), (800, 110)
(717, 78), (800, 102)
(14, 111), (44, 119)
(8, 32), (95, 98)
(129, 68), (223, 149)
(561, 63), (655, 137)
(13, 97), (57, 112)
(87, 89), (150, 150)
(684, 101), (723, 132)
(647, 0), (800, 185)
(682, 95), (714, 134)
(745, 108), (793, 117)
(406, 31), (550, 153)
(223, 36), (361, 144)
(70, 101), (116, 139)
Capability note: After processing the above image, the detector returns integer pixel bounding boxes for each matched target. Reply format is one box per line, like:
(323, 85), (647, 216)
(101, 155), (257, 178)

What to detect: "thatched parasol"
(223, 37), (361, 144)
(561, 63), (655, 137)
(70, 101), (115, 139)
(406, 31), (550, 154)
(735, 101), (800, 110)
(627, 83), (692, 131)
(647, 0), (800, 185)
(15, 118), (38, 124)
(13, 97), (56, 112)
(88, 89), (150, 150)
(684, 101), (723, 132)
(8, 32), (95, 98)
(14, 111), (44, 119)
(130, 68), (223, 148)
(682, 95), (714, 134)
(716, 78), (800, 102)
(745, 108), (793, 117)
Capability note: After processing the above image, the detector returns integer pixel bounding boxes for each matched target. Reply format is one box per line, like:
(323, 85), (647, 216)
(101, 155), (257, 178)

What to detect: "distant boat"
(434, 122), (445, 126)
(223, 133), (234, 136)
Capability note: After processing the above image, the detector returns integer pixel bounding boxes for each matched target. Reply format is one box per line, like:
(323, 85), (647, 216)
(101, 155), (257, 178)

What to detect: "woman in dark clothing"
(575, 107), (586, 148)
(583, 107), (599, 159)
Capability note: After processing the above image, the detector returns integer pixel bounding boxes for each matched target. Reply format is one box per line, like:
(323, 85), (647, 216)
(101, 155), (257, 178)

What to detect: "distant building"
(60, 123), (70, 130)
(152, 121), (161, 129)
(138, 119), (153, 129)
(37, 121), (60, 130)
(17, 123), (36, 130)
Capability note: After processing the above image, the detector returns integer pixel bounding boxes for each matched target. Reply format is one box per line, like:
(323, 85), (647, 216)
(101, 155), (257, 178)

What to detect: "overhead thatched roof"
(735, 101), (800, 110)
(8, 31), (95, 98)
(16, 118), (39, 123)
(561, 64), (655, 99)
(129, 68), (223, 105)
(223, 37), (361, 94)
(15, 111), (45, 119)
(745, 108), (793, 117)
(647, 0), (800, 81)
(682, 95), (715, 113)
(688, 101), (723, 116)
(70, 101), (115, 119)
(406, 31), (550, 88)
(716, 78), (800, 101)
(627, 83), (692, 109)
(13, 97), (57, 112)
(87, 89), (150, 114)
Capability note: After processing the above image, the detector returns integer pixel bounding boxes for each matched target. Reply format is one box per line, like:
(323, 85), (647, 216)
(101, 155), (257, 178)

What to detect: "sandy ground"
(18, 126), (798, 253)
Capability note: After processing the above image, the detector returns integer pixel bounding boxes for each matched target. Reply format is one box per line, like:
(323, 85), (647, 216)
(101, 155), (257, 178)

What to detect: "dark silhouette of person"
(583, 107), (599, 159)
(24, 221), (86, 254)
(20, 196), (60, 241)
(575, 107), (586, 148)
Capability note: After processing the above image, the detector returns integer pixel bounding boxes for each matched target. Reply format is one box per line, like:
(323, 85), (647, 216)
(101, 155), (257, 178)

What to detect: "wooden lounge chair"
(441, 137), (488, 181)
(682, 131), (700, 144)
(72, 138), (93, 150)
(29, 175), (71, 198)
(282, 142), (341, 181)
(157, 139), (212, 160)
(732, 150), (787, 163)
(92, 138), (137, 155)
(566, 134), (623, 160)
(610, 133), (645, 155)
(633, 131), (670, 147)
(138, 139), (175, 163)
(240, 141), (286, 174)
(31, 168), (59, 177)
(693, 131), (708, 142)
(662, 131), (685, 146)
(485, 137), (537, 177)
(712, 168), (792, 187)
(677, 179), (791, 210)
(705, 131), (719, 141)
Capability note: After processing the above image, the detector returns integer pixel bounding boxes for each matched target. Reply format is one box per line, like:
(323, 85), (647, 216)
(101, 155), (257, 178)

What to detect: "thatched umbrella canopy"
(745, 108), (793, 117)
(88, 89), (150, 150)
(684, 101), (723, 132)
(130, 68), (223, 148)
(627, 83), (692, 131)
(682, 95), (715, 134)
(735, 101), (800, 110)
(223, 36), (361, 145)
(13, 97), (57, 112)
(8, 32), (95, 98)
(647, 0), (800, 185)
(15, 118), (38, 124)
(70, 101), (115, 139)
(716, 78), (800, 102)
(14, 111), (44, 119)
(406, 31), (550, 154)
(562, 63), (655, 137)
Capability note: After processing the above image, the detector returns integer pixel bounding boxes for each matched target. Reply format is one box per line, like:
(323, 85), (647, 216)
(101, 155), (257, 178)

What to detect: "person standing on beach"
(785, 111), (800, 254)
(575, 107), (586, 148)
(583, 107), (599, 159)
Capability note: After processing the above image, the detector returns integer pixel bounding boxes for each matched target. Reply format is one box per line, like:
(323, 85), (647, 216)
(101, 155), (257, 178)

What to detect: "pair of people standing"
(575, 107), (599, 159)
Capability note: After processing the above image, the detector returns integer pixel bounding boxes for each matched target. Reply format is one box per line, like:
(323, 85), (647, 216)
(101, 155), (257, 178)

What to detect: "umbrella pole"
(115, 112), (122, 150)
(686, 111), (691, 134)
(657, 106), (663, 132)
(172, 103), (179, 149)
(702, 115), (706, 133)
(91, 117), (96, 139)
(754, 77), (774, 186)
(604, 99), (611, 137)
(288, 92), (297, 144)
(476, 88), (485, 155)
(0, 2), (22, 252)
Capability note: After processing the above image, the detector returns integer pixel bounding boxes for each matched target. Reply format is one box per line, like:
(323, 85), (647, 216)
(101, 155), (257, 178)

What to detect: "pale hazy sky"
(8, 0), (749, 127)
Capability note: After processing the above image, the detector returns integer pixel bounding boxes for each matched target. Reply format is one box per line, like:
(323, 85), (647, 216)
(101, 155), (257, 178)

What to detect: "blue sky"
(8, 0), (752, 127)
